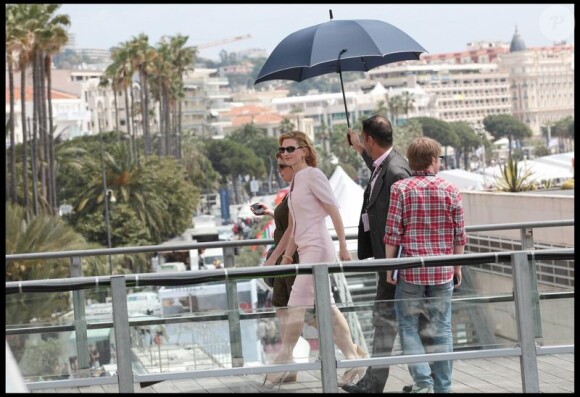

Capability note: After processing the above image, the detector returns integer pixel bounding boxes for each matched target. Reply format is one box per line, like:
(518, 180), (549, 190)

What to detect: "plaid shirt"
(384, 171), (467, 285)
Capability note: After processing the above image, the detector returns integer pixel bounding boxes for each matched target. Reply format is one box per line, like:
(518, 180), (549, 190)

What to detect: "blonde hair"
(407, 137), (441, 171)
(278, 130), (317, 167)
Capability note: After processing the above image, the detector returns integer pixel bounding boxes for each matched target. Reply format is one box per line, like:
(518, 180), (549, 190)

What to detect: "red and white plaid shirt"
(384, 171), (467, 285)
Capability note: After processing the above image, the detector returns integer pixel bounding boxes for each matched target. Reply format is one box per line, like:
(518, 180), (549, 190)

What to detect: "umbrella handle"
(337, 49), (352, 145)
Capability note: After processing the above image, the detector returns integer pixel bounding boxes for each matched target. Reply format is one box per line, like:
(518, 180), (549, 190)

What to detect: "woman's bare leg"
(276, 306), (307, 361)
(276, 307), (298, 381)
(330, 306), (359, 359)
(331, 306), (366, 385)
(276, 307), (289, 343)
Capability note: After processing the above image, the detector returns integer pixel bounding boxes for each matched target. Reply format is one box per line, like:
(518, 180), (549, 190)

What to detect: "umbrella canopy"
(255, 18), (427, 85)
(255, 12), (427, 134)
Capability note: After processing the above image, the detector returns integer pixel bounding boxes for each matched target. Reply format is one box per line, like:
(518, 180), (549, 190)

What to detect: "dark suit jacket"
(357, 149), (411, 313)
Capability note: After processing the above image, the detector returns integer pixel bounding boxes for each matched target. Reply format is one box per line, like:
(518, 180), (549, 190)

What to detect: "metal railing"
(5, 220), (575, 393)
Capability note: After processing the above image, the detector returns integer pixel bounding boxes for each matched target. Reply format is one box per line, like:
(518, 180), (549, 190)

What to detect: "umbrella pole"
(338, 69), (350, 129)
(337, 49), (352, 145)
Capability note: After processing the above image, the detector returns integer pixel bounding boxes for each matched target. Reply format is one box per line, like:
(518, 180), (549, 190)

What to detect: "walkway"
(30, 353), (573, 393)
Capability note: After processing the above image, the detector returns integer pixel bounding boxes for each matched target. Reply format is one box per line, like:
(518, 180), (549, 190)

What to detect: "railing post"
(520, 227), (542, 340)
(313, 265), (339, 393)
(511, 251), (540, 393)
(224, 246), (243, 367)
(70, 256), (90, 371)
(111, 276), (134, 393)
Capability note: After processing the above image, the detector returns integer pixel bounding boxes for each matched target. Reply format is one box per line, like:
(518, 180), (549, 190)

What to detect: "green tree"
(314, 121), (334, 177)
(60, 132), (198, 246)
(388, 95), (403, 125)
(180, 134), (220, 195)
(38, 5), (70, 213)
(205, 139), (265, 204)
(533, 142), (550, 158)
(6, 4), (21, 204)
(328, 124), (363, 180)
(400, 91), (415, 118)
(549, 116), (574, 152)
(374, 99), (388, 119)
(127, 33), (157, 156)
(449, 121), (480, 170)
(5, 203), (107, 325)
(483, 114), (533, 159)
(279, 117), (295, 133)
(393, 118), (423, 156)
(6, 4), (70, 216)
(410, 117), (458, 166)
(106, 42), (134, 147)
(229, 122), (266, 142)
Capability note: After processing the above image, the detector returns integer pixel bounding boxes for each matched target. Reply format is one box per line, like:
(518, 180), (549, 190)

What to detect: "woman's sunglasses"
(277, 164), (290, 170)
(278, 146), (304, 154)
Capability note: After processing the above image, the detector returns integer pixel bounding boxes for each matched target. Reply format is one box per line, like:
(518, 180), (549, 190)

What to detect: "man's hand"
(386, 270), (397, 285)
(347, 129), (364, 154)
(453, 266), (462, 288)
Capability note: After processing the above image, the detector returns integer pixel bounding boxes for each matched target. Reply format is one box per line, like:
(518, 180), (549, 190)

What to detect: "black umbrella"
(255, 10), (427, 142)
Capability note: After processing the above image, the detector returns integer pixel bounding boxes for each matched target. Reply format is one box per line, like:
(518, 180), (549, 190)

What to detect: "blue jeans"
(395, 279), (454, 393)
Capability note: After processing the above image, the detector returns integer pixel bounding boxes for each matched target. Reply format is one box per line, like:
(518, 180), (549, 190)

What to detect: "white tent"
(484, 152), (574, 184)
(530, 151), (574, 171)
(438, 169), (491, 191)
(327, 166), (364, 254)
(493, 137), (510, 146)
(327, 165), (364, 230)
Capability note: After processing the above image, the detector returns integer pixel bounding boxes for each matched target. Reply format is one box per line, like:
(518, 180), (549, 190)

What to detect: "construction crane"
(194, 34), (252, 50)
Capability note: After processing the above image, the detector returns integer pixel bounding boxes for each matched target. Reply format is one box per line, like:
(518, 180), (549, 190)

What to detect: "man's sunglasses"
(277, 164), (290, 170)
(278, 146), (304, 154)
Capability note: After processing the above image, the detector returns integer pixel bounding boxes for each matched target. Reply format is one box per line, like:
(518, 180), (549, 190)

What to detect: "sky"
(59, 4), (574, 60)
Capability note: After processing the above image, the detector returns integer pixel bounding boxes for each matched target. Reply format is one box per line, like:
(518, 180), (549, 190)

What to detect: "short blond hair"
(407, 137), (441, 171)
(278, 130), (317, 167)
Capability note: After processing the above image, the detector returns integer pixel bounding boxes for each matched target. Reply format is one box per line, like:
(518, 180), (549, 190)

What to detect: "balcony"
(5, 220), (574, 393)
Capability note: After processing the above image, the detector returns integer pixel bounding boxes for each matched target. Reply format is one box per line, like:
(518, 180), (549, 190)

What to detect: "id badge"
(362, 212), (370, 232)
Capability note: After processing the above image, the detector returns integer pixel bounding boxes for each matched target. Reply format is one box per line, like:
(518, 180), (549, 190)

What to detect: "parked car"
(157, 262), (187, 273)
(126, 292), (161, 316)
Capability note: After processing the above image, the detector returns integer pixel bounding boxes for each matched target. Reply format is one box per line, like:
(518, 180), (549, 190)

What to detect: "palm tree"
(16, 3), (47, 216)
(167, 34), (195, 159)
(16, 18), (34, 217)
(6, 4), (21, 204)
(374, 99), (388, 118)
(279, 117), (295, 133)
(400, 91), (415, 119)
(290, 105), (304, 129)
(9, 4), (69, 215)
(149, 36), (187, 158)
(127, 34), (156, 156)
(388, 95), (403, 126)
(37, 5), (70, 213)
(107, 42), (134, 141)
(73, 137), (168, 242)
(5, 202), (107, 325)
(149, 39), (172, 156)
(98, 75), (119, 132)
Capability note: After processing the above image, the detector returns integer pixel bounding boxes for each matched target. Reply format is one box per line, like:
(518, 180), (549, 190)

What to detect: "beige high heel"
(338, 344), (368, 386)
(260, 371), (288, 390)
(339, 366), (366, 387)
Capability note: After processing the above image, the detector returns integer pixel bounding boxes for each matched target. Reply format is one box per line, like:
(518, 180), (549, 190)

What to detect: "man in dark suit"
(344, 116), (430, 393)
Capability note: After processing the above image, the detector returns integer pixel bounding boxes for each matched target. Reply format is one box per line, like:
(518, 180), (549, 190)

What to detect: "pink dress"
(287, 167), (339, 307)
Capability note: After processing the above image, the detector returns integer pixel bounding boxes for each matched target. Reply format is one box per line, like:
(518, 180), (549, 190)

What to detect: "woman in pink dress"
(262, 130), (365, 388)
